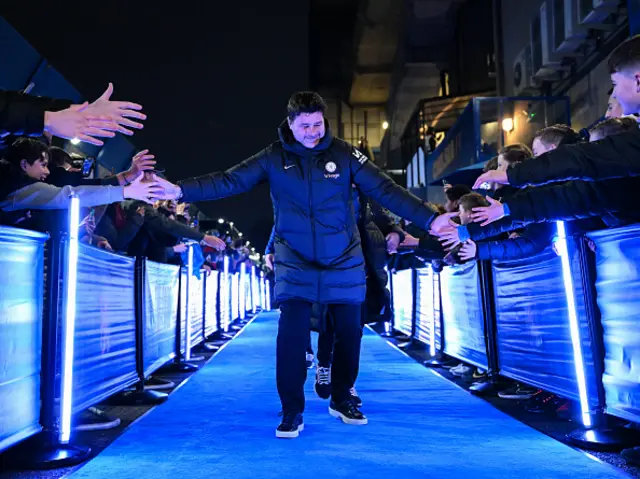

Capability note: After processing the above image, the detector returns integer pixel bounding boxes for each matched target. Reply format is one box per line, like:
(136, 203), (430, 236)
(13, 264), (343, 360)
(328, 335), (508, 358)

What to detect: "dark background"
(1, 0), (311, 250)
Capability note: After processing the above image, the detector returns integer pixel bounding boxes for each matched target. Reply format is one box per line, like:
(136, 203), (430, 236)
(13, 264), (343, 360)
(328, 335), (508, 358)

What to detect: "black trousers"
(277, 300), (362, 414)
(308, 304), (366, 368)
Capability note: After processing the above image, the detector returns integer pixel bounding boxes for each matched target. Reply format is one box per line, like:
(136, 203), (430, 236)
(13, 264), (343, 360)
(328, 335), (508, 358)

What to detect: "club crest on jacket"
(325, 161), (337, 173)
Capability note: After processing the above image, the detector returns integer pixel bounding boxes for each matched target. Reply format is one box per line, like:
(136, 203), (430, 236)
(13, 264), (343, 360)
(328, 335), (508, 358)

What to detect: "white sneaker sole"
(275, 423), (304, 438)
(329, 407), (368, 425)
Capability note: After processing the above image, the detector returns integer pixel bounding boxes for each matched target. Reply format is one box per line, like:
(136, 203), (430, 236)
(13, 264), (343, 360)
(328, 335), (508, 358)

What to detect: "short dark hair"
(3, 137), (49, 168)
(483, 156), (498, 172)
(609, 35), (640, 74)
(445, 184), (472, 202)
(589, 117), (638, 139)
(499, 143), (533, 165)
(459, 192), (490, 211)
(287, 92), (327, 121)
(534, 124), (580, 147)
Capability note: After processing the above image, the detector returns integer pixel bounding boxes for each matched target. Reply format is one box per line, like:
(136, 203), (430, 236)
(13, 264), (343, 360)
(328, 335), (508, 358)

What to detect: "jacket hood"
(277, 118), (334, 155)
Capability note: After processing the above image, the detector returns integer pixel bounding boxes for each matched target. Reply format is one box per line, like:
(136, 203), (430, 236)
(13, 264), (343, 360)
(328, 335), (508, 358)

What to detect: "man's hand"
(123, 175), (163, 204)
(399, 233), (419, 248)
(135, 206), (146, 217)
(470, 196), (505, 226)
(265, 253), (275, 270)
(438, 223), (462, 251)
(96, 238), (113, 251)
(472, 170), (509, 190)
(121, 149), (156, 184)
(152, 175), (183, 200)
(44, 103), (118, 146)
(202, 235), (226, 251)
(84, 83), (146, 136)
(173, 243), (188, 254)
(459, 240), (477, 261)
(429, 212), (459, 236)
(386, 232), (401, 254)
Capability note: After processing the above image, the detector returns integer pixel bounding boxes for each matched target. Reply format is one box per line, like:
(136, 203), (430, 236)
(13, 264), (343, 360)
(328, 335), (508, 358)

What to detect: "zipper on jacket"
(308, 160), (317, 262)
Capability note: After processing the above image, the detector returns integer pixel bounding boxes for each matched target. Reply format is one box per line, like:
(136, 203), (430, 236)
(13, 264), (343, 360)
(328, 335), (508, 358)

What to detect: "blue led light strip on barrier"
(556, 221), (592, 428)
(60, 195), (80, 444)
(223, 255), (230, 330)
(251, 265), (258, 314)
(265, 279), (271, 311)
(184, 244), (193, 361)
(428, 267), (436, 357)
(260, 271), (266, 310)
(239, 263), (246, 320)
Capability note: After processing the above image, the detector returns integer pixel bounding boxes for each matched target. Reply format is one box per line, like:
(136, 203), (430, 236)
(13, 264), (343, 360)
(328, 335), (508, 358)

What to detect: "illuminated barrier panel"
(142, 260), (180, 378)
(231, 272), (239, 321)
(245, 273), (252, 312)
(440, 261), (488, 369)
(588, 224), (640, 423)
(203, 271), (219, 338)
(72, 244), (138, 413)
(178, 269), (188, 355)
(219, 258), (231, 331)
(492, 246), (599, 410)
(0, 227), (47, 452)
(413, 266), (441, 356)
(391, 269), (413, 337)
(189, 272), (205, 349)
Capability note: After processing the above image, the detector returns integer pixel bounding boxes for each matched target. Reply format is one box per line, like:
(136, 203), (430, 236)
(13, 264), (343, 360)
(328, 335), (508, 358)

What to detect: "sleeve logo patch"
(352, 149), (368, 164)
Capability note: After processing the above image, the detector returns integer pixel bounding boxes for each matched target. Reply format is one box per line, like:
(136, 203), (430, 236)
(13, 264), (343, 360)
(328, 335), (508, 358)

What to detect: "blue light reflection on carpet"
(71, 311), (627, 479)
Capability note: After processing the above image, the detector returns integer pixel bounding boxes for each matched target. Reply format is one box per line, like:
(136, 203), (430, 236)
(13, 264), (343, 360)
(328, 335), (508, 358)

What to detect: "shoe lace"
(317, 367), (331, 385)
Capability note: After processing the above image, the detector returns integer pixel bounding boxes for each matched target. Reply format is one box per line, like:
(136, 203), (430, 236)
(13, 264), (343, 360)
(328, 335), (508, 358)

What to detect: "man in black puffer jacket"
(156, 92), (440, 438)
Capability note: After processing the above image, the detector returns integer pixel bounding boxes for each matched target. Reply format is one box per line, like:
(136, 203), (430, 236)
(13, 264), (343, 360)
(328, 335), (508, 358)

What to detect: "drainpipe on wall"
(492, 0), (505, 96)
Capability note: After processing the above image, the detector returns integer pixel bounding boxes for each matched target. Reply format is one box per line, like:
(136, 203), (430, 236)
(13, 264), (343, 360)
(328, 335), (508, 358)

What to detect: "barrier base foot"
(30, 444), (91, 469)
(217, 333), (234, 341)
(111, 389), (168, 406)
(423, 358), (449, 368)
(185, 354), (206, 362)
(163, 361), (198, 373)
(566, 427), (640, 452)
(202, 342), (220, 351)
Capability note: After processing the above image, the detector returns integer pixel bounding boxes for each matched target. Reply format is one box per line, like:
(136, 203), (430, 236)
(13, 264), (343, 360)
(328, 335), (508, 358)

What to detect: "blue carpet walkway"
(70, 311), (628, 479)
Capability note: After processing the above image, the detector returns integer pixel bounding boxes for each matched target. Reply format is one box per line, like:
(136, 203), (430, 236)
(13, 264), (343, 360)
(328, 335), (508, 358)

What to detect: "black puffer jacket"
(180, 120), (436, 304)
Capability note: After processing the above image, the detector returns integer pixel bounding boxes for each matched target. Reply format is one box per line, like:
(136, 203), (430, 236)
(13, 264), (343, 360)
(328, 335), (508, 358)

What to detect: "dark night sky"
(2, 1), (310, 251)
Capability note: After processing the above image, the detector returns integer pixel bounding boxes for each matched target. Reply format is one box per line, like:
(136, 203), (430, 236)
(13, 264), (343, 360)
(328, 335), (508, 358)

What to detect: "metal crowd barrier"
(0, 227), (48, 453)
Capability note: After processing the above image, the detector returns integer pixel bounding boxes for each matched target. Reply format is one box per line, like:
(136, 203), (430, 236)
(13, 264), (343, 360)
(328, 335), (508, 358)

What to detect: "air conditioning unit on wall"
(552, 0), (589, 54)
(531, 2), (564, 78)
(513, 45), (537, 95)
(579, 0), (619, 25)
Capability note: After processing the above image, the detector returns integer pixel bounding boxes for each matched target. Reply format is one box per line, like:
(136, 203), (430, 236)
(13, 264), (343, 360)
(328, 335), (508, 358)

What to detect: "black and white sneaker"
(306, 353), (315, 369)
(276, 412), (304, 439)
(329, 399), (368, 425)
(314, 366), (332, 399)
(350, 387), (362, 407)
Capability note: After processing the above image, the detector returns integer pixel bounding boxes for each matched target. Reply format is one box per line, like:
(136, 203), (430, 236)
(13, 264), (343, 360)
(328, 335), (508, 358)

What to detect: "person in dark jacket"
(155, 91), (441, 438)
(0, 84), (146, 149)
(265, 187), (404, 406)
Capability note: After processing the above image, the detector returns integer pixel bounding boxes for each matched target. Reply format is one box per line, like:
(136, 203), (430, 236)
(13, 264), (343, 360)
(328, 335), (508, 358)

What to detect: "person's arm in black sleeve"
(177, 149), (270, 203)
(465, 216), (526, 242)
(505, 178), (632, 224)
(350, 147), (437, 230)
(475, 223), (552, 261)
(458, 179), (633, 242)
(139, 205), (205, 242)
(507, 130), (640, 187)
(0, 90), (71, 137)
(369, 200), (405, 243)
(265, 225), (276, 255)
(413, 234), (446, 260)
